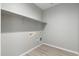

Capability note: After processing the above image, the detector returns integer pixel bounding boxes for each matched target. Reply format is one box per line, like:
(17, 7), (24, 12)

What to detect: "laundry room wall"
(43, 3), (79, 53)
(1, 3), (44, 56)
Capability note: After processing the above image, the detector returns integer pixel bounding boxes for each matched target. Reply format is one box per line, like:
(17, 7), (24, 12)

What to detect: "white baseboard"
(19, 43), (79, 56)
(43, 43), (79, 56)
(19, 43), (43, 56)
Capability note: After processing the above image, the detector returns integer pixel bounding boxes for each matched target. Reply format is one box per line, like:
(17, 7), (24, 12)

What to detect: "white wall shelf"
(1, 9), (47, 24)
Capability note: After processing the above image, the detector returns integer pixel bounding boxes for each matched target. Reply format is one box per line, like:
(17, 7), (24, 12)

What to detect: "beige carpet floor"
(25, 44), (78, 56)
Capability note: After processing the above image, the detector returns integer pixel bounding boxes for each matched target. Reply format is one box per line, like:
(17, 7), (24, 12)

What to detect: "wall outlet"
(40, 37), (42, 41)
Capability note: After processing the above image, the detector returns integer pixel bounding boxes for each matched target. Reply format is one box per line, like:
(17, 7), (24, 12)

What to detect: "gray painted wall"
(43, 3), (79, 52)
(1, 10), (44, 56)
(1, 31), (42, 56)
(1, 3), (45, 56)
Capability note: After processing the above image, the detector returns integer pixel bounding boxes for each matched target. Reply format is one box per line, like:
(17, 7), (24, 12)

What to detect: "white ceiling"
(34, 3), (59, 10)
